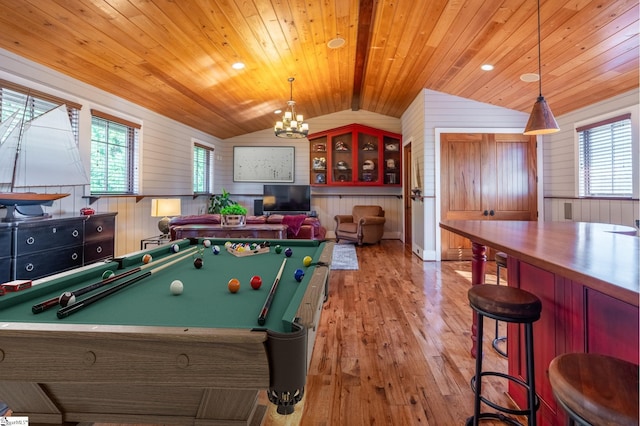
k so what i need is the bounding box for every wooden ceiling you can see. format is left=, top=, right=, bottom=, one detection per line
left=0, top=0, right=637, bottom=139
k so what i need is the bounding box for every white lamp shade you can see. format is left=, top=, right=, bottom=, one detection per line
left=151, top=198, right=182, bottom=217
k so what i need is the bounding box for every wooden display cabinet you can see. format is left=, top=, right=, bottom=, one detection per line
left=308, top=124, right=401, bottom=187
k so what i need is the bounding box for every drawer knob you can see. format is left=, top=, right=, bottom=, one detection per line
left=72, top=229, right=79, bottom=238
left=25, top=263, right=34, bottom=272
left=96, top=226, right=103, bottom=233
left=96, top=246, right=103, bottom=253
left=26, top=236, right=35, bottom=245
left=71, top=253, right=79, bottom=261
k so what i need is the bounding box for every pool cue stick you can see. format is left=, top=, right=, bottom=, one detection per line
left=56, top=248, right=198, bottom=319
left=257, top=258, right=287, bottom=326
left=32, top=246, right=198, bottom=314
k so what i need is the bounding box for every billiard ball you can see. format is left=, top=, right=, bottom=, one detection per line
left=102, top=270, right=115, bottom=280
left=212, top=245, right=221, bottom=255
left=275, top=245, right=282, bottom=254
left=171, top=244, right=180, bottom=253
left=203, top=239, right=211, bottom=248
left=294, top=269, right=305, bottom=282
left=59, top=291, right=76, bottom=307
left=228, top=278, right=240, bottom=293
left=250, top=275, right=262, bottom=290
left=303, top=256, right=313, bottom=267
left=284, top=247, right=293, bottom=257
left=170, top=280, right=184, bottom=295
left=142, top=254, right=152, bottom=264
left=193, top=257, right=203, bottom=269
left=224, top=241, right=232, bottom=248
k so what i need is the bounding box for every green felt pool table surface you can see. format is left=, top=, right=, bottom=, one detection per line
left=0, top=238, right=329, bottom=334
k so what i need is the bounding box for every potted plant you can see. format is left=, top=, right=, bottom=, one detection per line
left=208, top=189, right=236, bottom=214
left=220, top=203, right=248, bottom=227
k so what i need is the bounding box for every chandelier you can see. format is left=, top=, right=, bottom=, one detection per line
left=274, top=77, right=309, bottom=138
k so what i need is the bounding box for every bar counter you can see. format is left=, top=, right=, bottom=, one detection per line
left=439, top=220, right=638, bottom=305
left=439, top=220, right=639, bottom=426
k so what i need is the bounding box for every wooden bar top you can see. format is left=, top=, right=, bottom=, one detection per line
left=440, top=220, right=639, bottom=306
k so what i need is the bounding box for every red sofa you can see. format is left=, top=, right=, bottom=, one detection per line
left=169, top=214, right=326, bottom=241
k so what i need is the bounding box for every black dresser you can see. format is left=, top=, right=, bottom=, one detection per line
left=0, top=224, right=11, bottom=283
left=5, top=213, right=116, bottom=281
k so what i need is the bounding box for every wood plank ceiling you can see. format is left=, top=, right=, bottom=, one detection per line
left=0, top=0, right=637, bottom=140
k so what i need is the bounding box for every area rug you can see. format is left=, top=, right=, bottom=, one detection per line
left=331, top=243, right=359, bottom=270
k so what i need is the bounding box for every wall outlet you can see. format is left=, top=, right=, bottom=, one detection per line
left=564, top=203, right=572, bottom=220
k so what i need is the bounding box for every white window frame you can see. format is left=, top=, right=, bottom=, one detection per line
left=90, top=110, right=140, bottom=195
left=192, top=138, right=214, bottom=194
left=577, top=113, right=633, bottom=198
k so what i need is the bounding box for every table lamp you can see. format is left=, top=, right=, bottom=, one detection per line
left=151, top=198, right=181, bottom=236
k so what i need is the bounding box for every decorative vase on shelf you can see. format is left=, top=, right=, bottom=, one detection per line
left=220, top=204, right=248, bottom=227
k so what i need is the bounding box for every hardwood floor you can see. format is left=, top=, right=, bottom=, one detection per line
left=100, top=239, right=521, bottom=426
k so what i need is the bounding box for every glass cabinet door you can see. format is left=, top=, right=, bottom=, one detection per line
left=357, top=131, right=379, bottom=183
left=383, top=135, right=401, bottom=185
left=310, top=136, right=327, bottom=185
left=330, top=131, right=353, bottom=184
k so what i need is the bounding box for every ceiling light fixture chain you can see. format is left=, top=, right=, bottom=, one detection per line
left=274, top=77, right=309, bottom=139
left=523, top=0, right=560, bottom=136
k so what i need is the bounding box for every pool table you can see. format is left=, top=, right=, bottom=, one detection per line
left=0, top=237, right=334, bottom=426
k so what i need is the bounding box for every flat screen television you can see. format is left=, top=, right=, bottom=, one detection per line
left=262, top=185, right=311, bottom=214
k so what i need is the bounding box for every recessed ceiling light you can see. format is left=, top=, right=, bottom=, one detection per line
left=481, top=64, right=494, bottom=71
left=274, top=109, right=282, bottom=114
left=520, top=73, right=540, bottom=82
left=232, top=62, right=245, bottom=70
left=327, top=37, right=346, bottom=49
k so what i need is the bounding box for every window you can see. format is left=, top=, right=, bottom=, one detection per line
left=90, top=110, right=140, bottom=194
left=0, top=79, right=80, bottom=143
left=578, top=114, right=632, bottom=197
left=193, top=142, right=214, bottom=193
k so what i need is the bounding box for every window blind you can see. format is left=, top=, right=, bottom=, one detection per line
left=578, top=114, right=632, bottom=197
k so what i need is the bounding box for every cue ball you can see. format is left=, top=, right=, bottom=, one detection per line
left=203, top=239, right=211, bottom=248
left=250, top=275, right=262, bottom=290
left=142, top=254, right=152, bottom=264
left=193, top=257, right=203, bottom=269
left=102, top=270, right=115, bottom=280
left=284, top=247, right=293, bottom=257
left=170, top=280, right=184, bottom=295
left=228, top=278, right=240, bottom=293
left=59, top=291, right=76, bottom=307
left=212, top=245, right=221, bottom=255
left=294, top=269, right=305, bottom=282
left=171, top=244, right=180, bottom=253
left=275, top=245, right=282, bottom=254
left=303, top=256, right=313, bottom=267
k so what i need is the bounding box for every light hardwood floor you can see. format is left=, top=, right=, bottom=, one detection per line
left=101, top=240, right=521, bottom=426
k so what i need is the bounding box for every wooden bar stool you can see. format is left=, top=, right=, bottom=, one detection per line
left=467, top=284, right=542, bottom=426
left=492, top=251, right=508, bottom=357
left=549, top=353, right=639, bottom=426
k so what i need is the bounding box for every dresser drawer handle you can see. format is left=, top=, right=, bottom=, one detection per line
left=72, top=229, right=79, bottom=238
left=26, top=236, right=35, bottom=245
left=25, top=263, right=34, bottom=272
left=96, top=246, right=103, bottom=253
left=71, top=252, right=79, bottom=261
left=96, top=225, right=103, bottom=233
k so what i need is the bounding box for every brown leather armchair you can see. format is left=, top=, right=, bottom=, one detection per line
left=334, top=205, right=385, bottom=245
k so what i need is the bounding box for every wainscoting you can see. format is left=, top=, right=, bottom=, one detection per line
left=544, top=197, right=639, bottom=229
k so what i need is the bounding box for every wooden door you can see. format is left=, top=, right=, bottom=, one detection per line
left=441, top=133, right=537, bottom=260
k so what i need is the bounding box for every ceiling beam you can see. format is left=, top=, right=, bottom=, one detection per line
left=351, top=0, right=376, bottom=111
